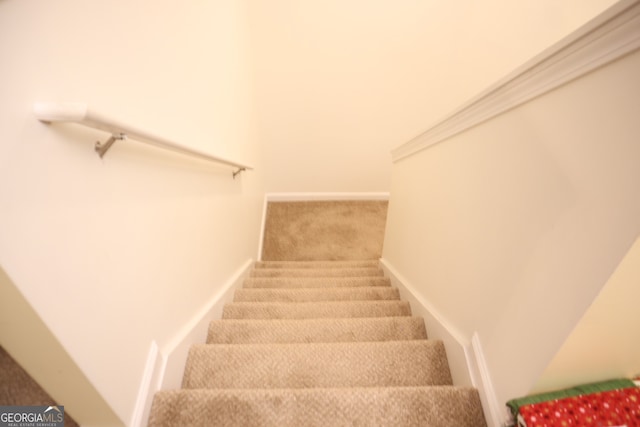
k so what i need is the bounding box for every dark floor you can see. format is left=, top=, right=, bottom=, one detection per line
left=0, top=345, right=79, bottom=427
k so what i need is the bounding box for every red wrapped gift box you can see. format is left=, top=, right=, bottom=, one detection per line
left=518, top=387, right=640, bottom=427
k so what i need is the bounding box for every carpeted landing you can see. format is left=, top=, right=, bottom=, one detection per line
left=261, top=201, right=388, bottom=261
left=148, top=260, right=487, bottom=426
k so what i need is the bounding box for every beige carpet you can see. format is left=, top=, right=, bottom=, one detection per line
left=148, top=200, right=486, bottom=426
left=261, top=201, right=388, bottom=261
left=0, top=346, right=79, bottom=427
left=150, top=387, right=486, bottom=427
left=149, top=260, right=487, bottom=426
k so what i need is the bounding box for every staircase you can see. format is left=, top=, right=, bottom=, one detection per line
left=148, top=260, right=487, bottom=426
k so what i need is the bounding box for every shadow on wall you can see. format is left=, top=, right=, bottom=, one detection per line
left=0, top=345, right=79, bottom=427
left=533, top=235, right=640, bottom=393
left=0, top=265, right=124, bottom=427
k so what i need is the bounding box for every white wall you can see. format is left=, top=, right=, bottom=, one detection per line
left=533, top=235, right=640, bottom=393
left=0, top=1, right=263, bottom=425
left=249, top=0, right=617, bottom=193
left=383, top=42, right=640, bottom=416
left=0, top=266, right=121, bottom=426
left=0, top=0, right=627, bottom=424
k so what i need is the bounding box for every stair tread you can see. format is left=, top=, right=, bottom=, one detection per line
left=243, top=276, right=391, bottom=288
left=183, top=340, right=452, bottom=389
left=207, top=317, right=428, bottom=344
left=233, top=286, right=400, bottom=302
left=250, top=267, right=384, bottom=278
left=149, top=202, right=488, bottom=426
left=222, top=300, right=411, bottom=319
left=149, top=386, right=487, bottom=427
left=255, top=260, right=380, bottom=269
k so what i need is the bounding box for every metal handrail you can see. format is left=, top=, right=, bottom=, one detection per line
left=34, top=102, right=252, bottom=178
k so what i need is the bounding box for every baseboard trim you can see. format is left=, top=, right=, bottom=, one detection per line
left=132, top=259, right=254, bottom=426
left=265, top=192, right=390, bottom=202
left=257, top=195, right=269, bottom=261
left=379, top=258, right=505, bottom=427
left=470, top=333, right=509, bottom=427
left=379, top=258, right=471, bottom=386
left=391, top=0, right=640, bottom=162
left=130, top=341, right=162, bottom=427
left=160, top=258, right=254, bottom=389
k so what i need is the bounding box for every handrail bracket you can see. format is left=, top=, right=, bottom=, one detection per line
left=34, top=102, right=253, bottom=174
left=232, top=167, right=246, bottom=179
left=95, top=133, right=127, bottom=158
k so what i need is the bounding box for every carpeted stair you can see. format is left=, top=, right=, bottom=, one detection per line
left=149, top=260, right=487, bottom=426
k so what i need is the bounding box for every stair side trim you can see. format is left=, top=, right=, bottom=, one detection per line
left=469, top=333, right=510, bottom=427
left=379, top=258, right=471, bottom=385
left=257, top=194, right=270, bottom=261
left=135, top=260, right=254, bottom=426
left=159, top=258, right=254, bottom=391
left=130, top=341, right=162, bottom=427
left=381, top=258, right=502, bottom=427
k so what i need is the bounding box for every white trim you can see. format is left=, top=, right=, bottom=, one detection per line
left=257, top=195, right=269, bottom=261
left=130, top=341, right=163, bottom=427
left=470, top=333, right=509, bottom=427
left=380, top=258, right=507, bottom=427
left=379, top=258, right=472, bottom=386
left=391, top=0, right=640, bottom=162
left=265, top=192, right=390, bottom=202
left=157, top=259, right=254, bottom=390
left=131, top=260, right=254, bottom=426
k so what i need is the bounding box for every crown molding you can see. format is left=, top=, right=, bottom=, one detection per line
left=392, top=0, right=640, bottom=162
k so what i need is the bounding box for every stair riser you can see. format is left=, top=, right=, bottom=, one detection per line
left=255, top=260, right=380, bottom=269
left=243, top=277, right=391, bottom=289
left=222, top=301, right=411, bottom=319
left=233, top=287, right=400, bottom=302
left=250, top=268, right=384, bottom=278
left=206, top=317, right=428, bottom=344
left=183, top=341, right=452, bottom=389
left=149, top=222, right=488, bottom=426
left=149, top=387, right=487, bottom=427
